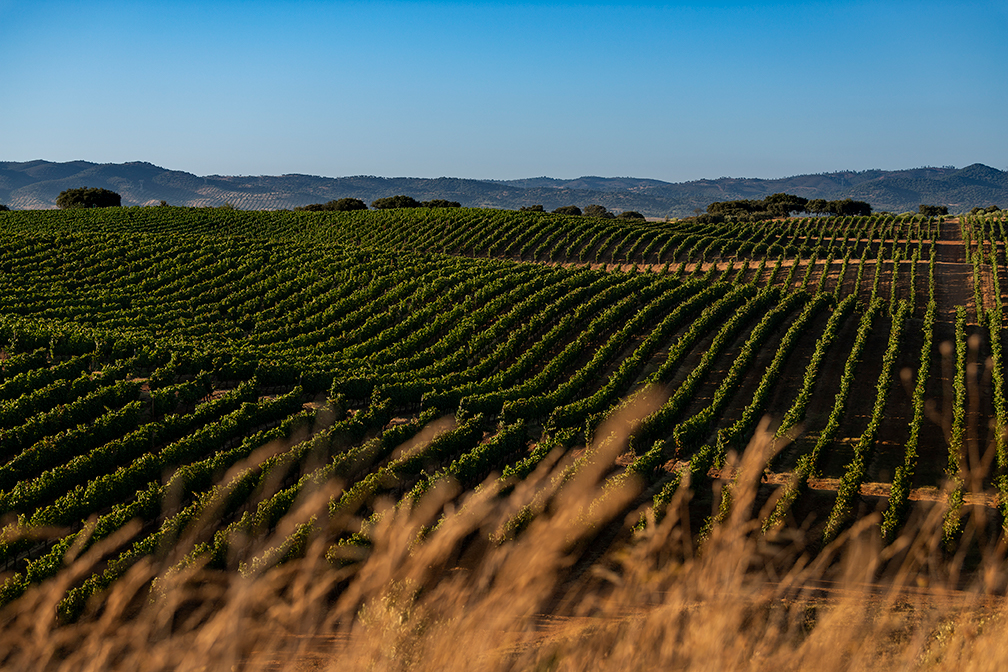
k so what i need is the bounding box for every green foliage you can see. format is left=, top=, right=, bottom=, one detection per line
left=807, top=199, right=828, bottom=216
left=296, top=197, right=367, bottom=211
left=716, top=294, right=831, bottom=454
left=824, top=300, right=910, bottom=544
left=763, top=193, right=810, bottom=218
left=826, top=198, right=873, bottom=217
left=673, top=291, right=807, bottom=454
left=420, top=199, right=461, bottom=208
left=703, top=194, right=872, bottom=220
left=55, top=187, right=121, bottom=209
left=583, top=204, right=614, bottom=219
left=881, top=299, right=935, bottom=540
left=919, top=204, right=949, bottom=217
left=371, top=195, right=420, bottom=209
left=633, top=288, right=776, bottom=451
left=552, top=205, right=582, bottom=216
left=765, top=298, right=882, bottom=531
left=705, top=193, right=805, bottom=220
left=0, top=204, right=982, bottom=616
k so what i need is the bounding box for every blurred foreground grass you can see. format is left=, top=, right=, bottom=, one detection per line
left=1, top=422, right=1006, bottom=672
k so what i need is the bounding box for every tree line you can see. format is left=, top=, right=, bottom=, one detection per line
left=295, top=197, right=644, bottom=219
left=523, top=204, right=644, bottom=220
left=294, top=196, right=462, bottom=211
left=22, top=188, right=994, bottom=220
left=695, top=193, right=873, bottom=223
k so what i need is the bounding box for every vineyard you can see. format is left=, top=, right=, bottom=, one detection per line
left=0, top=204, right=1007, bottom=625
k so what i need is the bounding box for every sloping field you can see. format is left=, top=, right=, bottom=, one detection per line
left=0, top=206, right=1006, bottom=661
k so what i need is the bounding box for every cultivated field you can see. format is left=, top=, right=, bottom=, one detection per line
left=1, top=206, right=1007, bottom=669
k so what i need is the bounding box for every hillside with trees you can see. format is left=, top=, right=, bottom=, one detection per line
left=1, top=160, right=1005, bottom=216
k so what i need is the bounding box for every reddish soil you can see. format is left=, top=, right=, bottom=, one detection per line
left=704, top=308, right=805, bottom=440
left=818, top=313, right=892, bottom=479
left=535, top=219, right=999, bottom=519
left=769, top=307, right=861, bottom=472
left=673, top=307, right=788, bottom=442
left=757, top=308, right=834, bottom=427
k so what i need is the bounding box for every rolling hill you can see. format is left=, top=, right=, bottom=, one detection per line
left=1, top=159, right=1005, bottom=217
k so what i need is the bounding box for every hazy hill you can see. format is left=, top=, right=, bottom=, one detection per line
left=1, top=160, right=1005, bottom=217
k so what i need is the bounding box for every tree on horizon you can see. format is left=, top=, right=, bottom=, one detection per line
left=56, top=187, right=121, bottom=209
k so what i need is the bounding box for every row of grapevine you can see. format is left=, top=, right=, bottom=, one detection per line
left=881, top=298, right=936, bottom=539
left=0, top=205, right=984, bottom=621
left=764, top=299, right=883, bottom=530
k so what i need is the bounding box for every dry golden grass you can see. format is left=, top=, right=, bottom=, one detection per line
left=2, top=423, right=1007, bottom=671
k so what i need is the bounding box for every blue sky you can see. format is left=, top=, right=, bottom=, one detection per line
left=2, top=0, right=1005, bottom=181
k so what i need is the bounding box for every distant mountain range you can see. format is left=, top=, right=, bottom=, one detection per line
left=2, top=160, right=1006, bottom=218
